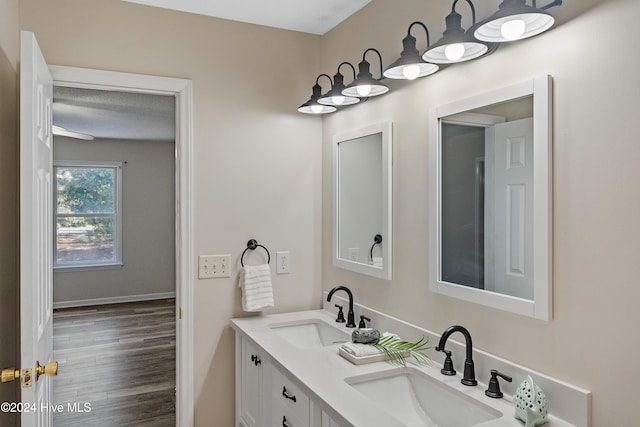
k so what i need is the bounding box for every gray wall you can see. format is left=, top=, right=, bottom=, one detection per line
left=53, top=136, right=175, bottom=305
left=0, top=0, right=19, bottom=423
left=441, top=125, right=485, bottom=287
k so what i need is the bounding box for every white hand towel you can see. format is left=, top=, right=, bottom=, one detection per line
left=239, top=263, right=274, bottom=312
left=340, top=342, right=383, bottom=357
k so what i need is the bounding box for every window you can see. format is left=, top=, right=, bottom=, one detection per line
left=54, top=161, right=122, bottom=269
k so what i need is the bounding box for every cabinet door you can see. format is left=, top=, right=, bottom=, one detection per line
left=320, top=410, right=342, bottom=427
left=238, top=338, right=265, bottom=427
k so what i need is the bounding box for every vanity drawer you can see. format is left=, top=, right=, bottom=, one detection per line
left=272, top=405, right=307, bottom=427
left=272, top=366, right=309, bottom=423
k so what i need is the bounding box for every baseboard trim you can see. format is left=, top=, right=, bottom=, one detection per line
left=53, top=292, right=177, bottom=309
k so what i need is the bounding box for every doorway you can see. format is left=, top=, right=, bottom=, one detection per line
left=51, top=85, right=177, bottom=426
left=49, top=65, right=194, bottom=427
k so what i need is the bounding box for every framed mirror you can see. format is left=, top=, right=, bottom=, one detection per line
left=333, top=122, right=392, bottom=280
left=429, top=76, right=552, bottom=320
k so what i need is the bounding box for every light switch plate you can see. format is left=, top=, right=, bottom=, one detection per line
left=198, top=254, right=231, bottom=279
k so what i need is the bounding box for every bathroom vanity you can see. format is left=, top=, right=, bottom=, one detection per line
left=231, top=295, right=590, bottom=427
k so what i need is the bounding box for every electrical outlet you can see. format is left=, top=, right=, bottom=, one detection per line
left=198, top=254, right=231, bottom=279
left=348, top=248, right=359, bottom=262
left=276, top=251, right=290, bottom=274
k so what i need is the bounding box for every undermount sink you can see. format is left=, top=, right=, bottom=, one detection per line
left=269, top=319, right=350, bottom=349
left=346, top=367, right=502, bottom=427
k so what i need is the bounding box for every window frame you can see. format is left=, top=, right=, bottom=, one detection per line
left=53, top=160, right=123, bottom=270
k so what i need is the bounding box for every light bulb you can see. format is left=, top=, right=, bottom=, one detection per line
left=444, top=43, right=465, bottom=61
left=311, top=105, right=323, bottom=114
left=356, top=85, right=372, bottom=97
left=501, top=18, right=526, bottom=41
left=402, top=64, right=421, bottom=80
left=332, top=95, right=345, bottom=105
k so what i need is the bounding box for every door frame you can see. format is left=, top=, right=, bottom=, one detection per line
left=49, top=65, right=194, bottom=427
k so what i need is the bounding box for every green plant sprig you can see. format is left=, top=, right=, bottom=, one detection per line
left=368, top=335, right=433, bottom=367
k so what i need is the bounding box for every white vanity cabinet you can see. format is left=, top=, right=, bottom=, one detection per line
left=235, top=331, right=345, bottom=427
left=271, top=365, right=310, bottom=426
left=236, top=335, right=271, bottom=427
left=233, top=310, right=590, bottom=427
left=320, top=412, right=342, bottom=427
left=271, top=363, right=344, bottom=427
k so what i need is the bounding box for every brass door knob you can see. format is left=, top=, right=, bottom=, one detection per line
left=1, top=368, right=19, bottom=383
left=35, top=361, right=58, bottom=380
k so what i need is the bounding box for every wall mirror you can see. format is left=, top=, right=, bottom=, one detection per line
left=333, top=122, right=392, bottom=280
left=429, top=76, right=552, bottom=320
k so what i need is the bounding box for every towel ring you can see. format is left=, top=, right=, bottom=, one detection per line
left=369, top=234, right=383, bottom=262
left=241, top=239, right=271, bottom=267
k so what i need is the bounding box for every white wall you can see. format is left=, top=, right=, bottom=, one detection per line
left=321, top=0, right=640, bottom=425
left=19, top=1, right=323, bottom=424
left=53, top=136, right=176, bottom=305
left=15, top=0, right=639, bottom=425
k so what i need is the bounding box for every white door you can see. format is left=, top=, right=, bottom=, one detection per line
left=20, top=31, right=56, bottom=427
left=486, top=117, right=534, bottom=299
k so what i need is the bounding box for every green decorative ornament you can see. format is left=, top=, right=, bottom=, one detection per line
left=514, top=375, right=549, bottom=427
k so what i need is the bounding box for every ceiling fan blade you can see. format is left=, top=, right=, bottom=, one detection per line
left=52, top=125, right=95, bottom=141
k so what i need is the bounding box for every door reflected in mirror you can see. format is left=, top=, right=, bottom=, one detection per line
left=333, top=122, right=392, bottom=280
left=429, top=76, right=552, bottom=320
left=441, top=96, right=533, bottom=299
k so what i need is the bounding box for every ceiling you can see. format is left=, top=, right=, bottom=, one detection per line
left=53, top=86, right=176, bottom=142
left=122, top=0, right=371, bottom=35
left=54, top=2, right=371, bottom=142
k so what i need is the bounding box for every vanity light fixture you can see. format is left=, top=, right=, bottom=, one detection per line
left=473, top=0, right=563, bottom=43
left=342, top=48, right=389, bottom=98
left=423, top=0, right=489, bottom=64
left=383, top=22, right=439, bottom=80
left=297, top=1, right=561, bottom=114
left=318, top=62, right=361, bottom=107
left=298, top=74, right=337, bottom=114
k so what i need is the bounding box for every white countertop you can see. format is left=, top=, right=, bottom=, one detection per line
left=231, top=308, right=576, bottom=427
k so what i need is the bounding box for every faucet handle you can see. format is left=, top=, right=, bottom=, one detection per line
left=334, top=304, right=345, bottom=323
left=485, top=369, right=512, bottom=398
left=358, top=315, right=371, bottom=328
left=440, top=349, right=456, bottom=376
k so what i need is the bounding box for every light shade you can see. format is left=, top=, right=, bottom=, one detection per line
left=473, top=0, right=557, bottom=42
left=384, top=24, right=439, bottom=80
left=298, top=78, right=336, bottom=114
left=318, top=63, right=361, bottom=106
left=342, top=49, right=389, bottom=98
left=423, top=4, right=489, bottom=64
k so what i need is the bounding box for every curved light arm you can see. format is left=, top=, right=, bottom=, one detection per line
left=362, top=48, right=385, bottom=80
left=407, top=21, right=431, bottom=48
left=451, top=0, right=477, bottom=25
left=337, top=61, right=357, bottom=81
left=316, top=73, right=333, bottom=87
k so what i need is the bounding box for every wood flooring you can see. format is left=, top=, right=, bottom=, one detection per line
left=52, top=299, right=176, bottom=427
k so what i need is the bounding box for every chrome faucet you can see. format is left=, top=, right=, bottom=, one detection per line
left=326, top=286, right=356, bottom=328
left=436, top=325, right=477, bottom=386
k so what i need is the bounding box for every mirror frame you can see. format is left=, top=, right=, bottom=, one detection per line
left=333, top=122, right=393, bottom=280
left=429, top=76, right=552, bottom=320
